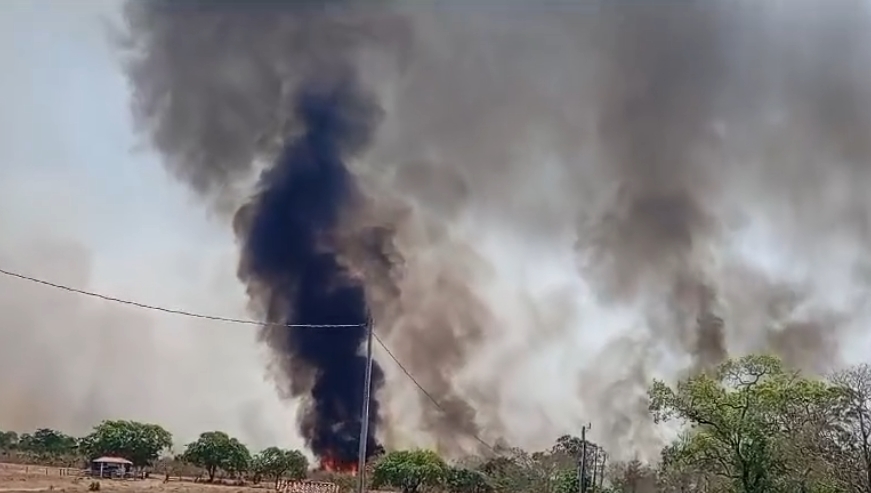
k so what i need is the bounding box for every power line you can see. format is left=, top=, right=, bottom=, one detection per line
left=0, top=267, right=362, bottom=328
left=371, top=330, right=498, bottom=454
left=0, top=265, right=500, bottom=452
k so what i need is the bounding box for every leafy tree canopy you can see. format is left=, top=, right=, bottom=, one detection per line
left=181, top=431, right=251, bottom=481
left=649, top=354, right=842, bottom=493
left=78, top=420, right=173, bottom=467
left=18, top=428, right=77, bottom=456
left=251, top=447, right=308, bottom=486
left=0, top=430, right=19, bottom=450
left=445, top=466, right=493, bottom=493
left=372, top=449, right=447, bottom=493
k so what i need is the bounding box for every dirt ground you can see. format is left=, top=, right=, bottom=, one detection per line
left=0, top=464, right=275, bottom=493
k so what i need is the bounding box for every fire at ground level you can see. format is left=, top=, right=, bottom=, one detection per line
left=319, top=454, right=358, bottom=475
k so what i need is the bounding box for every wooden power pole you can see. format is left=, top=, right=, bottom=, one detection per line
left=578, top=423, right=591, bottom=493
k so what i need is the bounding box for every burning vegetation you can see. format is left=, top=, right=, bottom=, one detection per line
left=319, top=454, right=359, bottom=476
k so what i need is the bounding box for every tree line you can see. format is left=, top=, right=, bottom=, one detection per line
left=0, top=420, right=306, bottom=486
left=362, top=356, right=871, bottom=493
left=4, top=354, right=871, bottom=493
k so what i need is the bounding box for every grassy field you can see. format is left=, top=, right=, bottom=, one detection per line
left=0, top=463, right=306, bottom=493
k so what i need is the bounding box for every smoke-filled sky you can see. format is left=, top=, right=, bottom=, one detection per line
left=4, top=0, right=871, bottom=463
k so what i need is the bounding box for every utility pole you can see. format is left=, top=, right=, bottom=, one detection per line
left=356, top=317, right=375, bottom=493
left=578, top=423, right=591, bottom=493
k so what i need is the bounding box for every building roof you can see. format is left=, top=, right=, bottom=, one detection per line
left=92, top=457, right=133, bottom=465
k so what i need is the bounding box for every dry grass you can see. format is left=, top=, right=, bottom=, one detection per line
left=0, top=464, right=279, bottom=493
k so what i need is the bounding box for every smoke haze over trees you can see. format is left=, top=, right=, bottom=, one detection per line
left=7, top=356, right=871, bottom=493
left=119, top=0, right=871, bottom=461
left=3, top=0, right=871, bottom=465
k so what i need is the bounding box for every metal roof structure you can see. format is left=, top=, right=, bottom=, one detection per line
left=92, top=457, right=133, bottom=465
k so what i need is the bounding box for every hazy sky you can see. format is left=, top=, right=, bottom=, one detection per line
left=0, top=0, right=302, bottom=451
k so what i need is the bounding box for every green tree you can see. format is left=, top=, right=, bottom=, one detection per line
left=553, top=435, right=586, bottom=459
left=17, top=428, right=77, bottom=456
left=251, top=447, right=307, bottom=487
left=551, top=435, right=601, bottom=492
left=649, top=354, right=841, bottom=493
left=446, top=466, right=493, bottom=493
left=78, top=420, right=172, bottom=467
left=181, top=431, right=251, bottom=481
left=0, top=431, right=18, bottom=450
left=551, top=469, right=581, bottom=493
left=371, top=449, right=447, bottom=493
left=478, top=447, right=552, bottom=493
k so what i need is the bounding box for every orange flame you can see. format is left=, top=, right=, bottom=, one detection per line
left=320, top=454, right=358, bottom=476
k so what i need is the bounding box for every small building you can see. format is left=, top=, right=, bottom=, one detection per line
left=90, top=456, right=133, bottom=478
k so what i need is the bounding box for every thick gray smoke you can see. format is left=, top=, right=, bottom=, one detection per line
left=122, top=0, right=871, bottom=460
left=581, top=5, right=727, bottom=367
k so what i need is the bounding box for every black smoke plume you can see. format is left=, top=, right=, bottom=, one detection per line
left=234, top=74, right=384, bottom=462
left=120, top=0, right=404, bottom=462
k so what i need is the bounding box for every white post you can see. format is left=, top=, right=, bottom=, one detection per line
left=356, top=317, right=375, bottom=493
